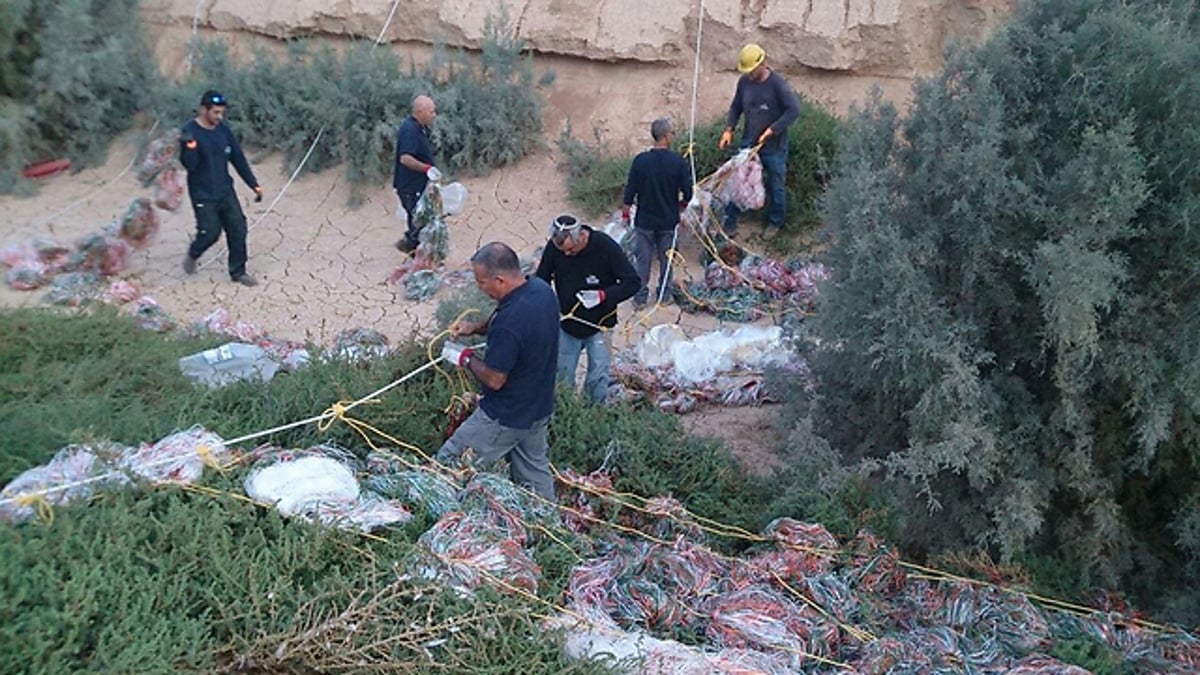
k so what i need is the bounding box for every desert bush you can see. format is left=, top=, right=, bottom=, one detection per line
left=797, top=0, right=1200, bottom=620
left=0, top=0, right=158, bottom=192
left=555, top=122, right=633, bottom=219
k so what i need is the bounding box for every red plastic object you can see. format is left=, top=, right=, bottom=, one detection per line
left=21, top=158, right=71, bottom=179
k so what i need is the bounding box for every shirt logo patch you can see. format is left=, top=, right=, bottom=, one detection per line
left=585, top=275, right=600, bottom=286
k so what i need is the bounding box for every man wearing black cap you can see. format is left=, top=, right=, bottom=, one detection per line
left=179, top=90, right=263, bottom=286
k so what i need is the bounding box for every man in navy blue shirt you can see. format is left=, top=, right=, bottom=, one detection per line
left=622, top=118, right=693, bottom=307
left=718, top=44, right=800, bottom=237
left=179, top=90, right=263, bottom=286
left=393, top=95, right=440, bottom=253
left=436, top=242, right=560, bottom=500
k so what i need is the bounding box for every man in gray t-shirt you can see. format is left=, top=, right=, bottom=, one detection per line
left=718, top=44, right=801, bottom=236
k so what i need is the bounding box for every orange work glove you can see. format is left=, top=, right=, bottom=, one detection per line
left=757, top=128, right=774, bottom=145
left=718, top=129, right=733, bottom=150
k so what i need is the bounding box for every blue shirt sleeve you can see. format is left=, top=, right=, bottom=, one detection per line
left=484, top=325, right=521, bottom=379
left=397, top=121, right=422, bottom=158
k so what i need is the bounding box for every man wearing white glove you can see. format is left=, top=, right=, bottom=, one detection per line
left=436, top=243, right=560, bottom=500
left=393, top=94, right=440, bottom=253
left=535, top=214, right=640, bottom=403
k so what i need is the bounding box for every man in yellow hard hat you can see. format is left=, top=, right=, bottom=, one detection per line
left=718, top=44, right=801, bottom=237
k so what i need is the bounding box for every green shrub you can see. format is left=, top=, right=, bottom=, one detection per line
left=801, top=0, right=1200, bottom=620
left=555, top=121, right=632, bottom=219
left=0, top=0, right=158, bottom=192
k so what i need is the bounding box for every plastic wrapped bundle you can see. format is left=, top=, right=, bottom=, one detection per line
left=31, top=237, right=71, bottom=270
left=936, top=585, right=1052, bottom=655
left=0, top=444, right=132, bottom=523
left=116, top=197, right=160, bottom=249
left=330, top=327, right=390, bottom=362
left=555, top=467, right=618, bottom=534
left=1006, top=655, right=1091, bottom=674
left=189, top=308, right=266, bottom=343
left=43, top=271, right=100, bottom=306
left=711, top=150, right=765, bottom=211
left=404, top=268, right=441, bottom=301
left=5, top=260, right=48, bottom=290
left=70, top=233, right=130, bottom=276
left=708, top=648, right=798, bottom=675
left=0, top=243, right=32, bottom=268
left=153, top=167, right=185, bottom=211
left=851, top=626, right=967, bottom=674
left=245, top=454, right=359, bottom=515
left=101, top=279, right=140, bottom=304
left=842, top=530, right=907, bottom=596
left=415, top=510, right=540, bottom=595
left=137, top=130, right=180, bottom=185
left=119, top=426, right=228, bottom=484
left=764, top=518, right=839, bottom=553
left=364, top=469, right=460, bottom=517
left=128, top=295, right=176, bottom=333
left=293, top=491, right=412, bottom=532
left=705, top=585, right=830, bottom=665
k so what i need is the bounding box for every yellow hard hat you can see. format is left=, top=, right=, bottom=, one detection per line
left=737, top=44, right=765, bottom=73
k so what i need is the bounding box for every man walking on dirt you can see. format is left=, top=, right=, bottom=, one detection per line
left=718, top=44, right=800, bottom=237
left=437, top=242, right=560, bottom=500
left=179, top=90, right=264, bottom=286
left=393, top=94, right=441, bottom=253
left=536, top=214, right=640, bottom=403
left=622, top=118, right=693, bottom=307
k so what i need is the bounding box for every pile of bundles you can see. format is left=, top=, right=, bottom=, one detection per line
left=389, top=182, right=467, bottom=301
left=0, top=426, right=228, bottom=523
left=610, top=324, right=809, bottom=413
left=677, top=256, right=830, bottom=323
left=247, top=448, right=551, bottom=595
left=549, top=469, right=1200, bottom=674
left=2, top=197, right=163, bottom=297
left=98, top=279, right=176, bottom=332
left=1, top=130, right=184, bottom=295
left=137, top=130, right=186, bottom=212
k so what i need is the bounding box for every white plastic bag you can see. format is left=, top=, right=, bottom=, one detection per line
left=440, top=181, right=468, bottom=216
left=178, top=342, right=280, bottom=388
left=244, top=456, right=359, bottom=516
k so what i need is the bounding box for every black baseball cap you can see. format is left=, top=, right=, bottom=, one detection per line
left=200, top=90, right=228, bottom=108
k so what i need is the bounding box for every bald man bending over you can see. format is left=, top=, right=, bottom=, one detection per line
left=393, top=94, right=440, bottom=253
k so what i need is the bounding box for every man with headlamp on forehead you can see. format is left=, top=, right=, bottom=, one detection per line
left=535, top=214, right=640, bottom=403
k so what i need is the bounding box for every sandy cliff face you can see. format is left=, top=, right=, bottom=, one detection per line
left=141, top=0, right=1014, bottom=78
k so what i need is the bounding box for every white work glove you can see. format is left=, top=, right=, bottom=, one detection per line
left=425, top=165, right=442, bottom=182
left=576, top=290, right=605, bottom=309
left=440, top=341, right=472, bottom=367
left=687, top=191, right=702, bottom=210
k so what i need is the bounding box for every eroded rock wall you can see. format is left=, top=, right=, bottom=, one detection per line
left=141, top=0, right=1015, bottom=77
